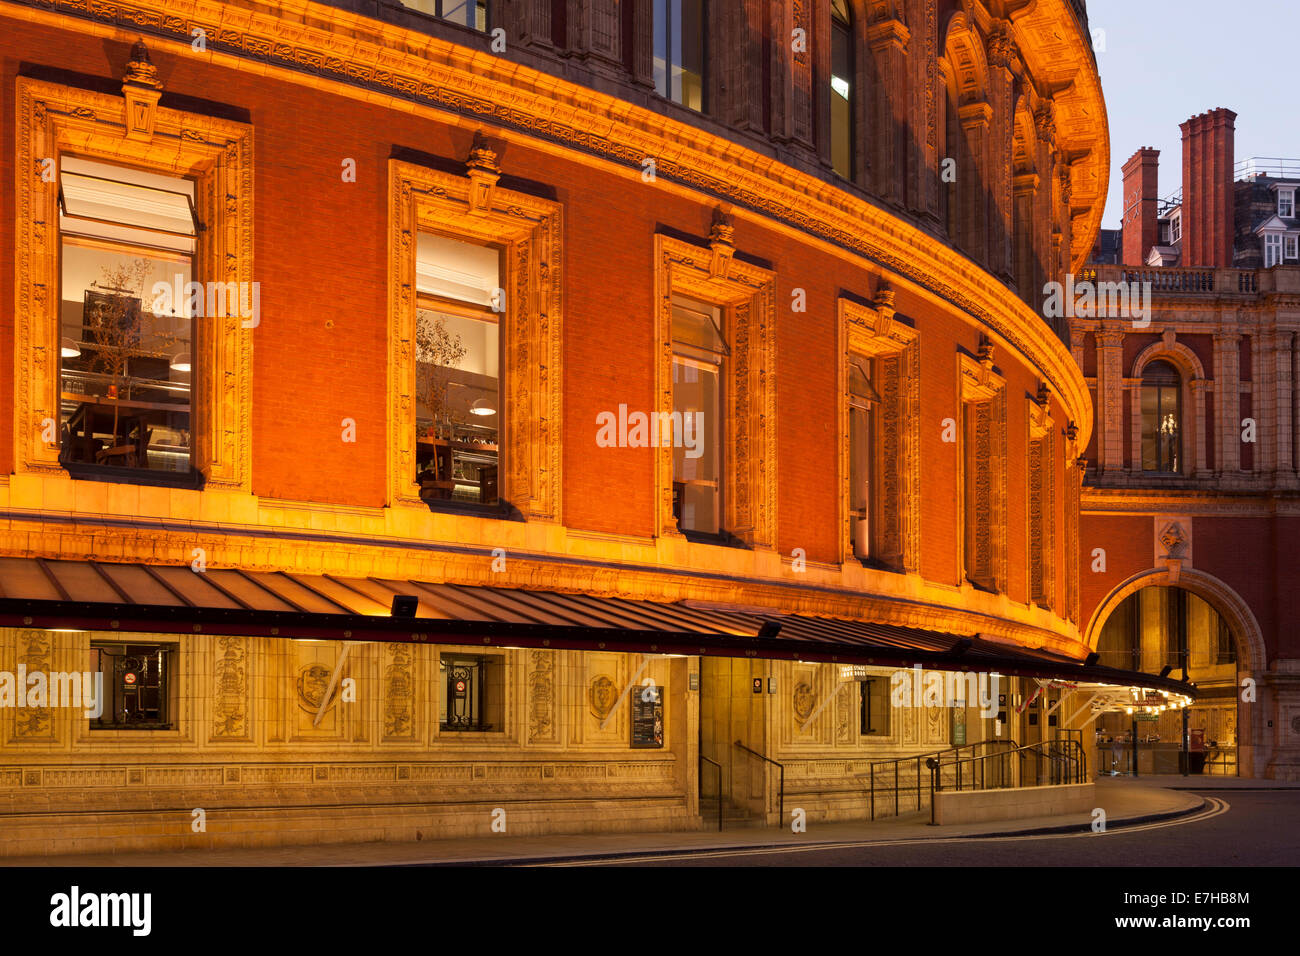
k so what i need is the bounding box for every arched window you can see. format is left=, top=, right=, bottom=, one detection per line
left=831, top=0, right=854, bottom=178
left=654, top=0, right=707, bottom=111
left=1141, top=360, right=1182, bottom=473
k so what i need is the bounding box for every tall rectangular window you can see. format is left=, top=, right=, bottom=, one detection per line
left=831, top=0, right=853, bottom=179
left=1279, top=188, right=1295, bottom=219
left=1286, top=235, right=1298, bottom=261
left=414, top=232, right=502, bottom=506
left=671, top=295, right=724, bottom=536
left=1265, top=232, right=1283, bottom=267
left=58, top=157, right=198, bottom=479
left=654, top=0, right=706, bottom=111
left=848, top=355, right=879, bottom=561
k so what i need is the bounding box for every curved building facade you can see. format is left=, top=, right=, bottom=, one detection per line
left=0, top=0, right=1117, bottom=853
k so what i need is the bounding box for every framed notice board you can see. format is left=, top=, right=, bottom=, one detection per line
left=631, top=683, right=664, bottom=748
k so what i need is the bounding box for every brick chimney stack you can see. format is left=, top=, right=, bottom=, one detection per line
left=1121, top=147, right=1160, bottom=265
left=1180, top=108, right=1237, bottom=268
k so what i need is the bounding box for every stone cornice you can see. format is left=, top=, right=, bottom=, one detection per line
left=0, top=508, right=1089, bottom=658
left=0, top=0, right=1094, bottom=451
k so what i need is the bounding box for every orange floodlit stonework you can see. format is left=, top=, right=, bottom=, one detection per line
left=0, top=0, right=1124, bottom=854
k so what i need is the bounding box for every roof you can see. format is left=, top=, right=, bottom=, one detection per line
left=0, top=557, right=1195, bottom=696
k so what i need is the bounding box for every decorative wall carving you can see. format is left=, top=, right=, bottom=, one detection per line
left=15, top=75, right=255, bottom=489
left=527, top=649, right=556, bottom=743
left=653, top=235, right=777, bottom=548
left=13, top=630, right=53, bottom=739
left=588, top=674, right=618, bottom=720
left=387, top=160, right=563, bottom=519
left=383, top=643, right=416, bottom=740
left=211, top=636, right=248, bottom=740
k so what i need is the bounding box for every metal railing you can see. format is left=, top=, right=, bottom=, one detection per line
left=864, top=739, right=1020, bottom=821
left=733, top=740, right=783, bottom=827
left=699, top=754, right=722, bottom=832
left=924, top=738, right=1088, bottom=824
left=1236, top=157, right=1300, bottom=181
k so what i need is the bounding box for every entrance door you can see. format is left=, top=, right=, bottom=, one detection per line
left=698, top=656, right=769, bottom=821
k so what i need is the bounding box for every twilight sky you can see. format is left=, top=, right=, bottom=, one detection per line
left=1087, top=0, right=1300, bottom=229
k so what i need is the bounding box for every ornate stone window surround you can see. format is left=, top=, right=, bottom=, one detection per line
left=957, top=348, right=1007, bottom=593
left=15, top=74, right=254, bottom=490
left=653, top=232, right=776, bottom=548
left=837, top=293, right=920, bottom=571
left=387, top=159, right=563, bottom=519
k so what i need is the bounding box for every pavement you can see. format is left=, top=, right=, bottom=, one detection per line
left=0, top=774, right=1255, bottom=867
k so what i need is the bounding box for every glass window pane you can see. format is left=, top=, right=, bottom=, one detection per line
left=60, top=232, right=193, bottom=474
left=831, top=18, right=852, bottom=178
left=416, top=307, right=500, bottom=505
left=673, top=355, right=719, bottom=534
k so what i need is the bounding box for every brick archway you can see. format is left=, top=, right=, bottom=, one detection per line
left=1084, top=566, right=1266, bottom=776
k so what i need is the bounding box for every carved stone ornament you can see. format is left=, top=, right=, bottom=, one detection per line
left=708, top=206, right=736, bottom=280
left=1160, top=521, right=1188, bottom=559
left=588, top=674, right=618, bottom=720
left=466, top=130, right=501, bottom=214
left=793, top=682, right=817, bottom=723
left=296, top=662, right=336, bottom=713
left=122, top=39, right=163, bottom=141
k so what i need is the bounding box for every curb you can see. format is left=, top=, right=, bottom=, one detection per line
left=391, top=795, right=1209, bottom=866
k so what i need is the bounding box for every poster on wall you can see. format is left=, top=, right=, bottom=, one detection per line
left=631, top=683, right=664, bottom=748
left=951, top=708, right=966, bottom=746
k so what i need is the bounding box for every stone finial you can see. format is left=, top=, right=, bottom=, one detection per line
left=977, top=335, right=995, bottom=368
left=465, top=130, right=501, bottom=214
left=1036, top=381, right=1050, bottom=406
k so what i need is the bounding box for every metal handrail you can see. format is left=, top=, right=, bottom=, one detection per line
left=865, top=739, right=1020, bottom=820
left=733, top=740, right=783, bottom=827
left=925, top=739, right=1087, bottom=824
left=699, top=755, right=723, bottom=832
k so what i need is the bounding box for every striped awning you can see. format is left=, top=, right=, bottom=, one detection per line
left=0, top=557, right=1193, bottom=695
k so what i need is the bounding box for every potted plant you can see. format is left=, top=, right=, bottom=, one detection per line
left=415, top=310, right=466, bottom=500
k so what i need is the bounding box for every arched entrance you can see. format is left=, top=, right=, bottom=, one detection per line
left=1086, top=568, right=1266, bottom=777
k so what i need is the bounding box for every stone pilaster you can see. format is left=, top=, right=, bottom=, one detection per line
left=868, top=17, right=911, bottom=206
left=1277, top=332, right=1295, bottom=485
left=1192, top=379, right=1210, bottom=476
left=1253, top=332, right=1275, bottom=474
left=957, top=100, right=992, bottom=262
left=1096, top=327, right=1125, bottom=474
left=1214, top=331, right=1242, bottom=473
left=985, top=21, right=1015, bottom=280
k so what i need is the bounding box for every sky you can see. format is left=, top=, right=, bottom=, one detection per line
left=1087, top=0, right=1300, bottom=229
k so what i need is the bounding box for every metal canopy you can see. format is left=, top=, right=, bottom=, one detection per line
left=0, top=557, right=1194, bottom=697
